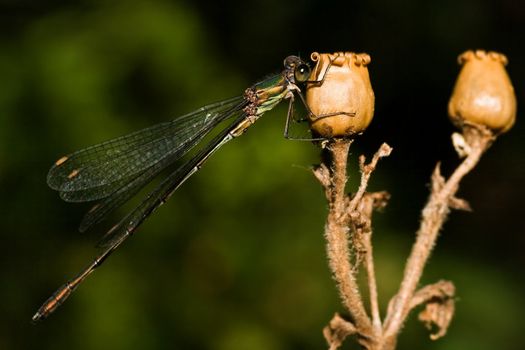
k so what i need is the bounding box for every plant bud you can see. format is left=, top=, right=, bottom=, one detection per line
left=306, top=52, right=375, bottom=137
left=448, top=50, right=516, bottom=134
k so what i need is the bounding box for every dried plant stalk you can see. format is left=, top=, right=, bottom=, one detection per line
left=316, top=126, right=492, bottom=350
left=383, top=125, right=493, bottom=344
left=310, top=50, right=514, bottom=350
left=314, top=139, right=371, bottom=333
left=315, top=140, right=391, bottom=349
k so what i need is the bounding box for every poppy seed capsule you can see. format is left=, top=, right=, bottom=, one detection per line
left=448, top=50, right=516, bottom=134
left=306, top=52, right=375, bottom=137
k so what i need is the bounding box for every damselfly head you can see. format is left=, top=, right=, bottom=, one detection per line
left=283, top=56, right=311, bottom=83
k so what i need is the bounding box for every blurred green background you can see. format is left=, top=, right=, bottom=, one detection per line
left=1, top=0, right=524, bottom=349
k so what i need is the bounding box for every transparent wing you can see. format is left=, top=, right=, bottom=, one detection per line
left=77, top=130, right=201, bottom=232
left=48, top=96, right=244, bottom=202
left=96, top=112, right=247, bottom=247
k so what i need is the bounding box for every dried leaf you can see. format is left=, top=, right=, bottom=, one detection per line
left=414, top=281, right=456, bottom=340
left=323, top=313, right=357, bottom=350
left=419, top=297, right=455, bottom=340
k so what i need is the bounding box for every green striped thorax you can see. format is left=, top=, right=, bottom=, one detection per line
left=244, top=56, right=311, bottom=117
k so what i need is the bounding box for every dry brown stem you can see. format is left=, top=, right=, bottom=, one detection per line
left=356, top=191, right=390, bottom=333
left=315, top=124, right=494, bottom=350
left=314, top=139, right=371, bottom=333
left=383, top=125, right=493, bottom=344
left=315, top=139, right=391, bottom=349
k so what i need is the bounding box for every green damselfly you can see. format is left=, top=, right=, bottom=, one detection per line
left=32, top=55, right=342, bottom=322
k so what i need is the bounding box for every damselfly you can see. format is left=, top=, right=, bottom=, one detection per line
left=32, top=55, right=345, bottom=322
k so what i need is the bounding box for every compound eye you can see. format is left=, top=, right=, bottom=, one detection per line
left=294, top=63, right=311, bottom=83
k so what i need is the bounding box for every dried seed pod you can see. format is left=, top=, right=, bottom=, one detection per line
left=448, top=50, right=516, bottom=134
left=306, top=52, right=375, bottom=137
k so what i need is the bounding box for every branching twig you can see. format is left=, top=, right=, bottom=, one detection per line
left=314, top=139, right=391, bottom=348
left=315, top=125, right=493, bottom=350
left=383, top=125, right=494, bottom=343
left=348, top=143, right=392, bottom=211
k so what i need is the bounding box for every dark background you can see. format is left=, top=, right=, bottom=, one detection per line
left=1, top=0, right=524, bottom=349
